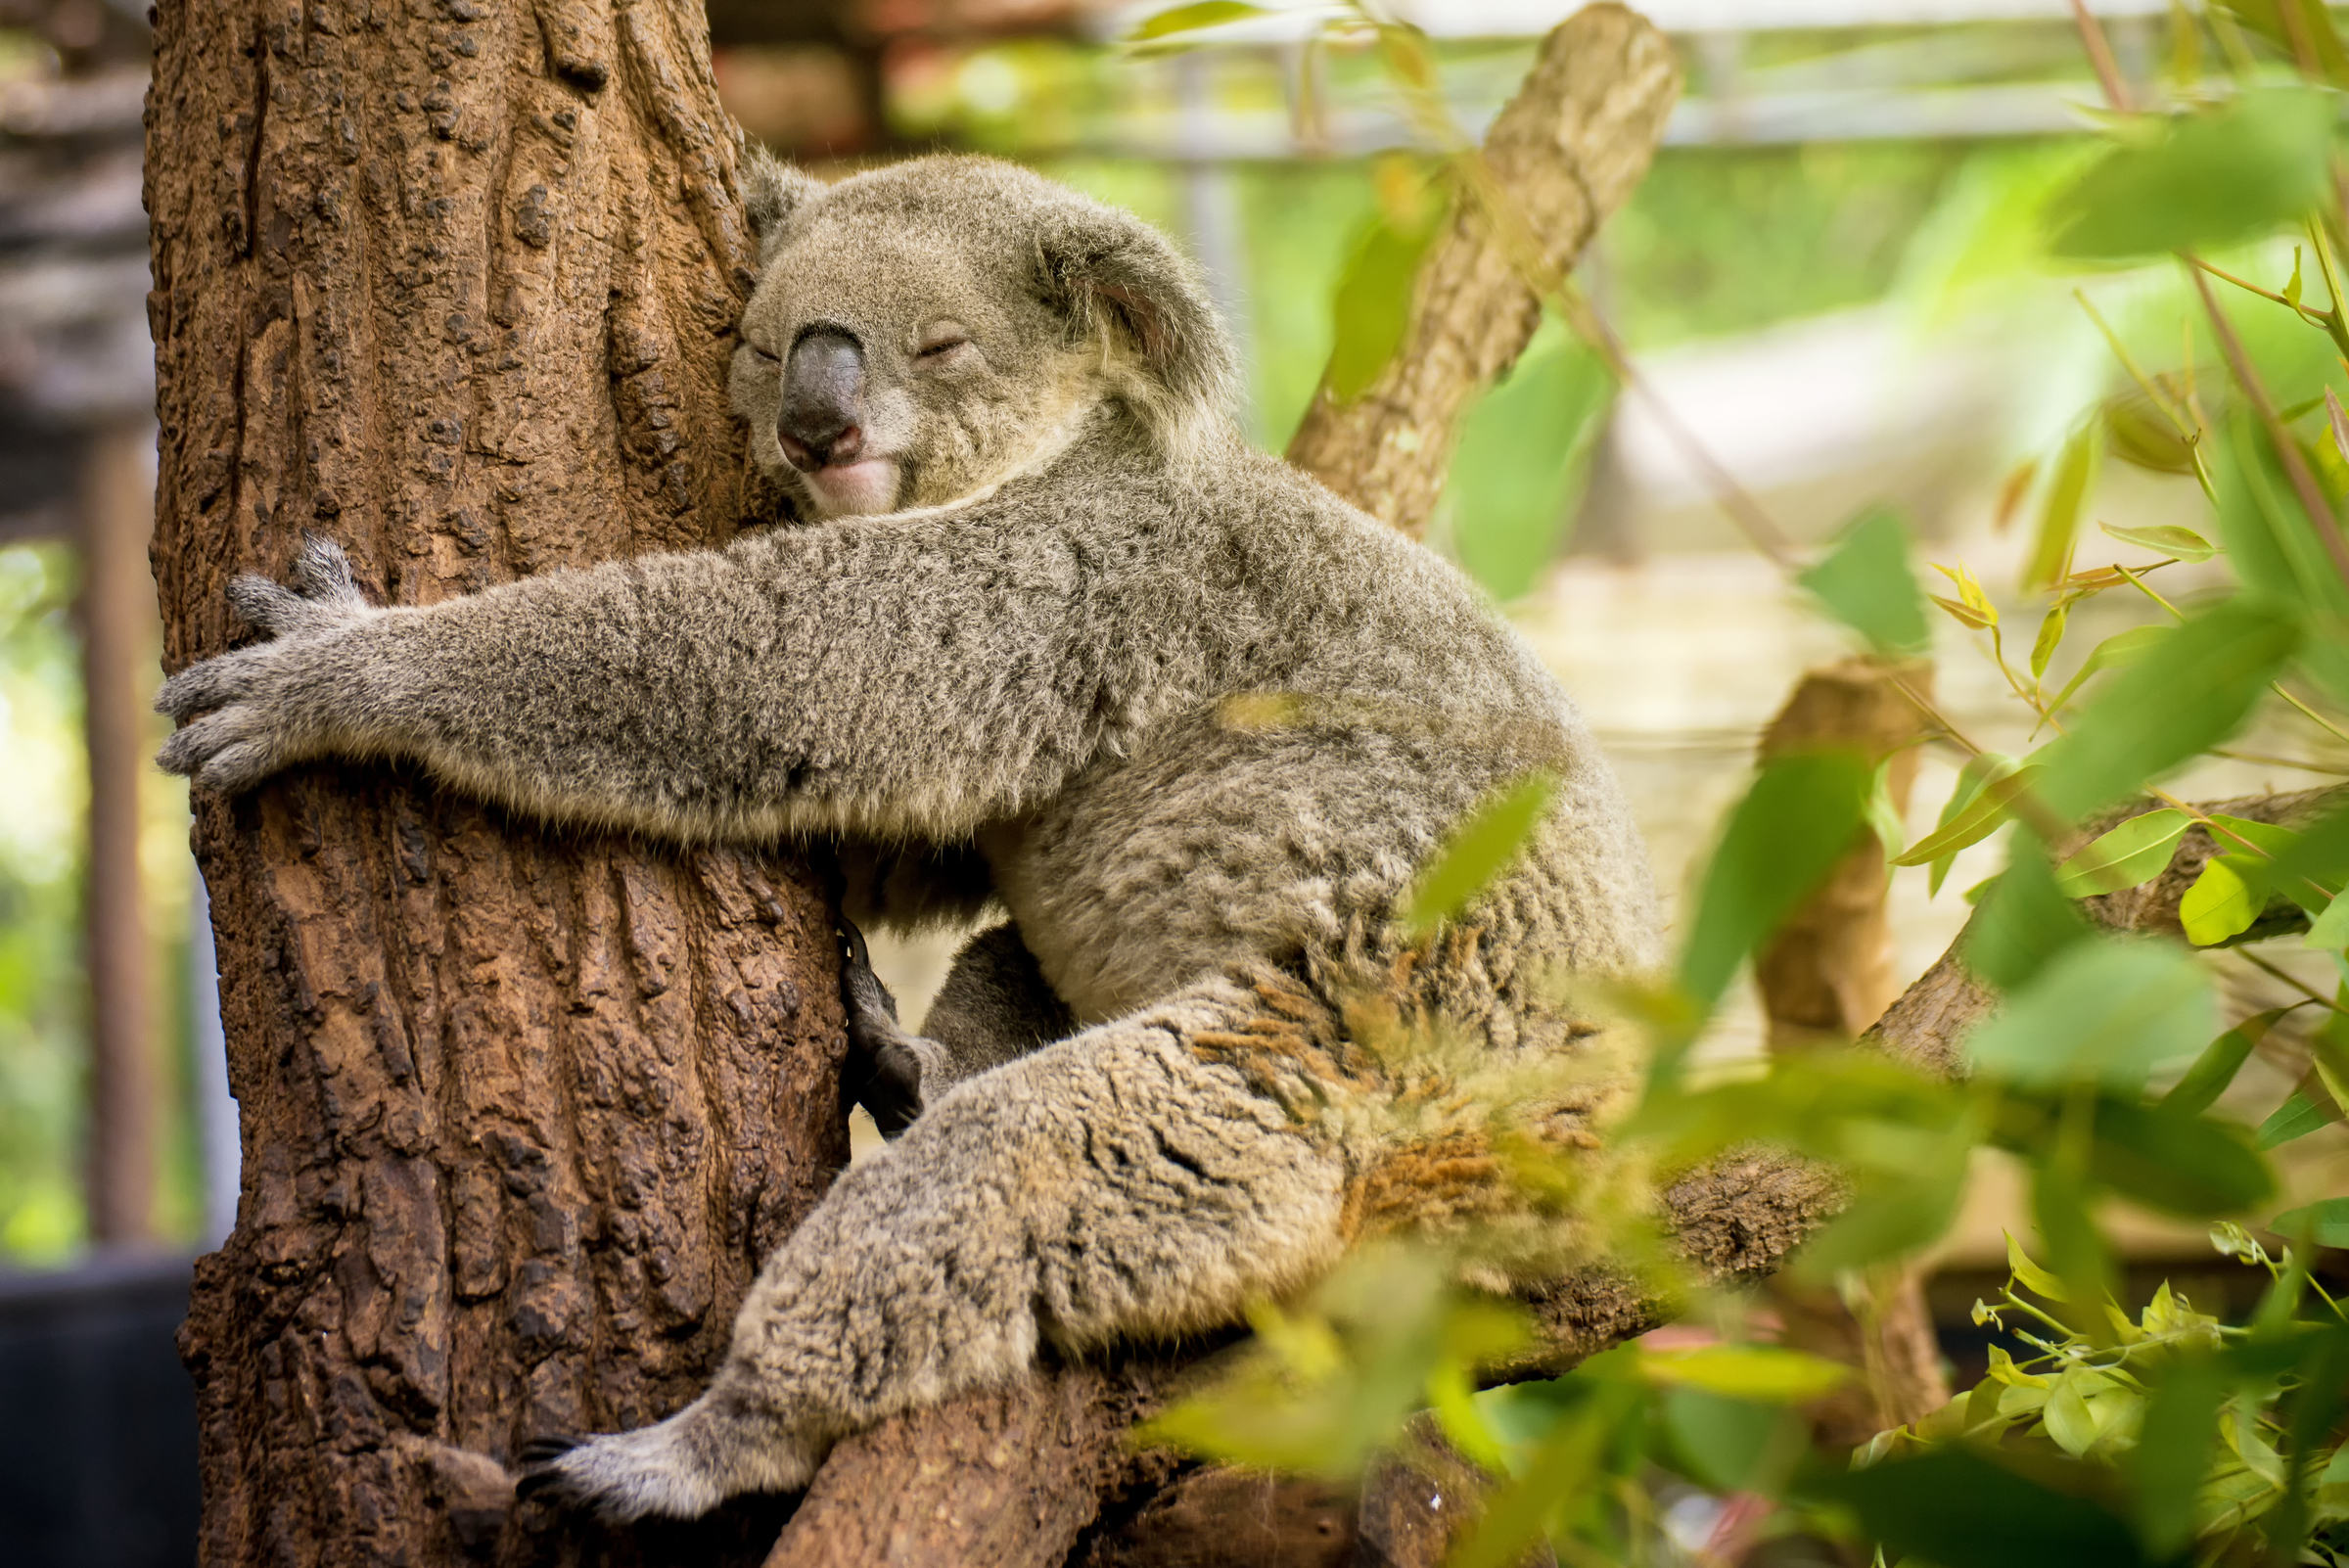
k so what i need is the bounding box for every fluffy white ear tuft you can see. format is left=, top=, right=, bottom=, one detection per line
left=743, top=147, right=825, bottom=267
left=1036, top=207, right=1240, bottom=459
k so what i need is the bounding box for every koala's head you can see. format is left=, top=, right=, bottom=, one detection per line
left=729, top=152, right=1237, bottom=519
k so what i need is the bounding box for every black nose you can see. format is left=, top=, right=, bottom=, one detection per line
left=779, top=327, right=865, bottom=470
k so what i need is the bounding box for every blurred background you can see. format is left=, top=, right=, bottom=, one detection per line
left=3, top=0, right=2346, bottom=1562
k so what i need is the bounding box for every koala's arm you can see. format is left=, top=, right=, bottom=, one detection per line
left=158, top=524, right=1199, bottom=839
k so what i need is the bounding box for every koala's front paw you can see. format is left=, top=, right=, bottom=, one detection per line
left=156, top=537, right=377, bottom=793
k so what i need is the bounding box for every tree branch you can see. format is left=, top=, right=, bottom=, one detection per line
left=1283, top=2, right=1680, bottom=538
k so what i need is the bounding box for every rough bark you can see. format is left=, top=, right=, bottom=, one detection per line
left=1283, top=2, right=1679, bottom=538
left=81, top=421, right=161, bottom=1244
left=146, top=4, right=842, bottom=1566
left=1753, top=660, right=1952, bottom=1445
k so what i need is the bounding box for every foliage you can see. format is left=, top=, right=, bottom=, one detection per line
left=1130, top=4, right=2349, bottom=1565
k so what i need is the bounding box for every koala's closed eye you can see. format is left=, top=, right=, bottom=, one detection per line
left=747, top=341, right=780, bottom=363
left=914, top=325, right=971, bottom=364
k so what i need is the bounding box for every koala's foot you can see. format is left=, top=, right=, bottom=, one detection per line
left=515, top=1404, right=815, bottom=1523
left=838, top=919, right=932, bottom=1136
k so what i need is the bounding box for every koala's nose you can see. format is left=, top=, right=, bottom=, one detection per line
left=778, top=327, right=866, bottom=470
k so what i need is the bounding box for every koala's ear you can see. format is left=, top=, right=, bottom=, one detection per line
left=1037, top=208, right=1238, bottom=452
left=743, top=147, right=823, bottom=266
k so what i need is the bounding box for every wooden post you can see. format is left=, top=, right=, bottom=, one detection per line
left=78, top=421, right=159, bottom=1246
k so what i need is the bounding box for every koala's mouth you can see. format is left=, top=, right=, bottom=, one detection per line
left=800, top=457, right=902, bottom=518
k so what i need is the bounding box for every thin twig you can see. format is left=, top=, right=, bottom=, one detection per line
left=2188, top=265, right=2349, bottom=590
left=2066, top=0, right=2135, bottom=112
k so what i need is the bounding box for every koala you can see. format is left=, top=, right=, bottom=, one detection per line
left=157, top=151, right=1662, bottom=1522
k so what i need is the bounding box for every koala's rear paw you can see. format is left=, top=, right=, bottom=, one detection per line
left=516, top=1425, right=722, bottom=1524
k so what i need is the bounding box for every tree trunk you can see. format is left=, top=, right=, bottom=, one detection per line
left=145, top=4, right=844, bottom=1565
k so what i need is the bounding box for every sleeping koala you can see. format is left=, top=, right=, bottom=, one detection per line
left=157, top=150, right=1662, bottom=1520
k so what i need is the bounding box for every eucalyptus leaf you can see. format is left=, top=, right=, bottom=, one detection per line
left=1635, top=1344, right=1851, bottom=1403
left=1678, top=751, right=1875, bottom=1013
left=2257, top=1086, right=2336, bottom=1149
left=2045, top=624, right=2173, bottom=716
left=1404, top=771, right=1557, bottom=935
left=2126, top=1355, right=2228, bottom=1558
left=2308, top=888, right=2349, bottom=951
left=2034, top=600, right=2299, bottom=821
left=1128, top=1, right=1268, bottom=41
left=1448, top=330, right=1611, bottom=602
left=1326, top=199, right=1448, bottom=404
left=2181, top=855, right=2263, bottom=946
left=2030, top=604, right=2069, bottom=681
left=1894, top=762, right=2040, bottom=869
left=2049, top=89, right=2333, bottom=259
left=1801, top=506, right=1935, bottom=658
left=2270, top=1197, right=2349, bottom=1247
left=2026, top=426, right=2099, bottom=589
left=2212, top=416, right=2349, bottom=706
left=2099, top=521, right=2218, bottom=561
left=1967, top=939, right=2214, bottom=1090
left=1808, top=1447, right=2152, bottom=1568
left=2162, top=1008, right=2288, bottom=1116
left=1965, top=839, right=2092, bottom=992
left=2051, top=808, right=2192, bottom=897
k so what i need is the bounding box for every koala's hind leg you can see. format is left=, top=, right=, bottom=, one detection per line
left=529, top=977, right=1349, bottom=1521
left=844, top=920, right=1076, bottom=1134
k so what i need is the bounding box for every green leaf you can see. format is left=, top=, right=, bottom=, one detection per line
left=2074, top=1098, right=2275, bottom=1217
left=2162, top=1007, right=2289, bottom=1116
left=2215, top=1, right=2349, bottom=83
left=1403, top=772, right=1557, bottom=935
left=1964, top=839, right=2092, bottom=992
left=2308, top=887, right=2349, bottom=951
left=2257, top=1087, right=2334, bottom=1149
left=2270, top=1197, right=2349, bottom=1246
left=2034, top=600, right=2299, bottom=821
left=2098, top=521, right=2218, bottom=561
left=1808, top=1447, right=2152, bottom=1568
left=1128, top=1, right=1267, bottom=41
left=1893, top=761, right=2040, bottom=869
left=2045, top=624, right=2173, bottom=716
left=1658, top=1389, right=1799, bottom=1495
left=1448, top=329, right=1611, bottom=602
left=2181, top=855, right=2264, bottom=945
left=2044, top=1369, right=2136, bottom=1457
left=2126, top=1356, right=2229, bottom=1557
left=2030, top=604, right=2069, bottom=681
left=2032, top=1164, right=2116, bottom=1322
left=2101, top=394, right=2200, bottom=478
left=1635, top=1344, right=1850, bottom=1403
left=1967, top=939, right=2214, bottom=1090
left=2211, top=416, right=2349, bottom=706
left=2026, top=427, right=2100, bottom=590
left=2052, top=808, right=2192, bottom=897
left=1793, top=1147, right=1969, bottom=1280
left=1326, top=201, right=1447, bottom=404
left=2266, top=801, right=2349, bottom=902
left=2049, top=89, right=2334, bottom=259
left=1677, top=751, right=1875, bottom=1013
left=1800, top=506, right=1935, bottom=658
left=2007, top=1231, right=2070, bottom=1301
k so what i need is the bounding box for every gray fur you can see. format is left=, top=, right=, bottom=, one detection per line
left=158, top=154, right=1662, bottom=1521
